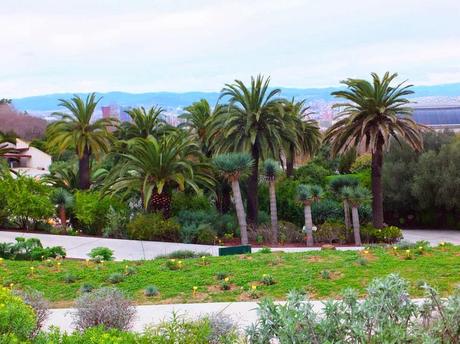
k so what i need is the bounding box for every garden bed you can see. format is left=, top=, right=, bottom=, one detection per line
left=1, top=244, right=459, bottom=307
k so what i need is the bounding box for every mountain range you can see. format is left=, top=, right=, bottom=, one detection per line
left=11, top=83, right=460, bottom=115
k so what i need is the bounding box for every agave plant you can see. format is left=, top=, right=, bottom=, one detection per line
left=297, top=184, right=323, bottom=246
left=213, top=153, right=254, bottom=245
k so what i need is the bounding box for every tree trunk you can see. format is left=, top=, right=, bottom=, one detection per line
left=286, top=143, right=295, bottom=177
left=343, top=200, right=351, bottom=230
left=268, top=180, right=278, bottom=245
left=216, top=180, right=232, bottom=214
left=371, top=144, right=384, bottom=228
left=231, top=179, right=248, bottom=245
left=304, top=203, right=314, bottom=246
left=59, top=206, right=67, bottom=228
left=78, top=146, right=91, bottom=190
left=247, top=144, right=260, bottom=225
left=351, top=205, right=362, bottom=246
left=149, top=190, right=172, bottom=218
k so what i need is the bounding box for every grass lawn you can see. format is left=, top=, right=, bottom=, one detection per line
left=1, top=245, right=460, bottom=307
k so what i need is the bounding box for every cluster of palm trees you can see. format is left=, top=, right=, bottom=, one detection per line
left=42, top=72, right=424, bottom=246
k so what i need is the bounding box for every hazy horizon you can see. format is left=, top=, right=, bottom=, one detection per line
left=2, top=0, right=460, bottom=98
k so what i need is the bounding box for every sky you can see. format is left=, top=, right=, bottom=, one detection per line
left=1, top=0, right=460, bottom=98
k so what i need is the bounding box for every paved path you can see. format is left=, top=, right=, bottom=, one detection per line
left=401, top=229, right=460, bottom=245
left=45, top=300, right=321, bottom=332
left=2, top=229, right=458, bottom=261
left=0, top=230, right=361, bottom=260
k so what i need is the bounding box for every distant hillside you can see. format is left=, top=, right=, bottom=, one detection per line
left=11, top=83, right=460, bottom=114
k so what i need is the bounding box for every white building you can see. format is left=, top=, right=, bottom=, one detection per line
left=2, top=138, right=52, bottom=178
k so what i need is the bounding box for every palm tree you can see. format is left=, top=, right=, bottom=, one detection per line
left=213, top=153, right=253, bottom=245
left=342, top=186, right=371, bottom=246
left=123, top=106, right=166, bottom=139
left=263, top=159, right=280, bottom=244
left=283, top=99, right=321, bottom=177
left=179, top=99, right=224, bottom=157
left=46, top=93, right=117, bottom=190
left=105, top=132, right=214, bottom=217
left=215, top=75, right=291, bottom=225
left=51, top=188, right=74, bottom=228
left=324, top=72, right=424, bottom=228
left=297, top=184, right=323, bottom=246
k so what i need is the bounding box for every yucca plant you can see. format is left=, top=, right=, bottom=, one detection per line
left=50, top=188, right=74, bottom=228
left=213, top=153, right=254, bottom=245
left=297, top=184, right=323, bottom=246
left=342, top=186, right=371, bottom=245
left=262, top=159, right=280, bottom=244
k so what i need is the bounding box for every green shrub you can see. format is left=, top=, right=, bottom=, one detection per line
left=351, top=153, right=372, bottom=172
left=314, top=221, right=347, bottom=244
left=63, top=273, right=78, bottom=284
left=107, top=273, right=124, bottom=284
left=294, top=163, right=331, bottom=186
left=196, top=224, right=217, bottom=245
left=79, top=283, right=94, bottom=293
left=258, top=247, right=272, bottom=254
left=0, top=238, right=65, bottom=261
left=127, top=213, right=181, bottom=242
left=216, top=272, right=229, bottom=280
left=311, top=199, right=343, bottom=224
left=261, top=274, right=275, bottom=286
left=144, top=285, right=159, bottom=297
left=171, top=192, right=212, bottom=216
left=278, top=221, right=303, bottom=243
left=0, top=175, right=54, bottom=229
left=360, top=224, right=402, bottom=244
left=175, top=210, right=238, bottom=239
left=155, top=250, right=210, bottom=260
left=88, top=247, right=114, bottom=261
left=0, top=287, right=36, bottom=340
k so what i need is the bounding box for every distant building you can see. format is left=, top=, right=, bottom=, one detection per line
left=412, top=105, right=460, bottom=131
left=101, top=105, right=119, bottom=120
left=2, top=138, right=52, bottom=178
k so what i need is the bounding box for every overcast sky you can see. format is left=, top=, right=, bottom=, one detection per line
left=1, top=0, right=460, bottom=98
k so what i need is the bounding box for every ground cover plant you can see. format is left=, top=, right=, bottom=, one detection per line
left=1, top=243, right=459, bottom=306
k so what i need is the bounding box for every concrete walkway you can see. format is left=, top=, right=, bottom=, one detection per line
left=1, top=229, right=458, bottom=261
left=401, top=229, right=460, bottom=245
left=0, top=230, right=361, bottom=260
left=45, top=300, right=321, bottom=332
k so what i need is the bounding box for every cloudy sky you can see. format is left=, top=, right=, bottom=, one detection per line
left=1, top=0, right=460, bottom=98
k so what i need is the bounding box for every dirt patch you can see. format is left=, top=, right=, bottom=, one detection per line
left=238, top=254, right=253, bottom=260
left=306, top=255, right=323, bottom=263
left=207, top=283, right=238, bottom=293
left=359, top=251, right=377, bottom=261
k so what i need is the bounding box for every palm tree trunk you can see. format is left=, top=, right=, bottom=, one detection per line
left=216, top=180, right=231, bottom=214
left=247, top=144, right=260, bottom=225
left=79, top=146, right=91, bottom=190
left=150, top=190, right=172, bottom=218
left=304, top=203, right=314, bottom=246
left=59, top=206, right=67, bottom=228
left=268, top=180, right=278, bottom=245
left=343, top=200, right=351, bottom=230
left=371, top=145, right=384, bottom=228
left=286, top=143, right=295, bottom=177
left=231, top=179, right=248, bottom=245
left=351, top=205, right=362, bottom=246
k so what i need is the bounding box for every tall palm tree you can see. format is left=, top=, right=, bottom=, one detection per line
left=283, top=99, right=321, bottom=177
left=324, top=72, right=424, bottom=228
left=342, top=186, right=371, bottom=246
left=179, top=99, right=224, bottom=157
left=214, top=75, right=291, bottom=225
left=297, top=184, right=323, bottom=247
left=263, top=159, right=280, bottom=244
left=105, top=132, right=214, bottom=217
left=123, top=106, right=166, bottom=139
left=213, top=153, right=253, bottom=245
left=46, top=93, right=117, bottom=190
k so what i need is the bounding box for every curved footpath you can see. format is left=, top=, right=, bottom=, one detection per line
left=1, top=229, right=459, bottom=260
